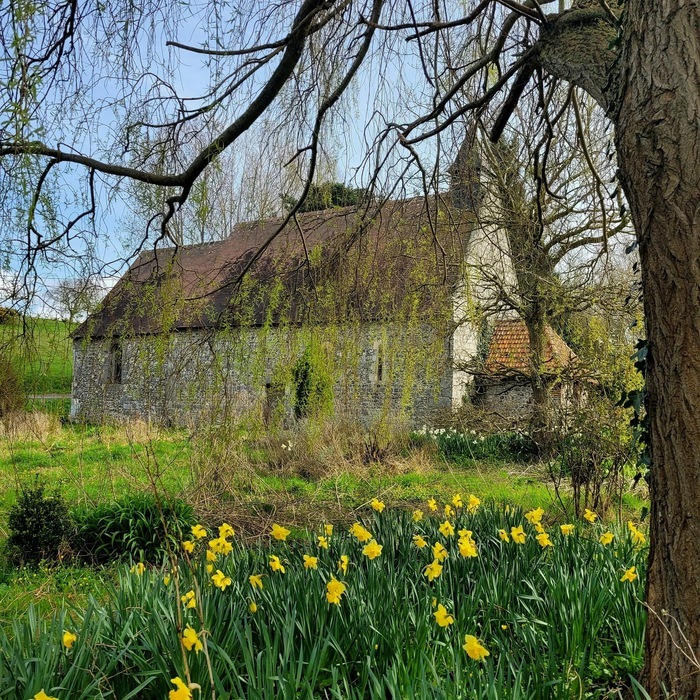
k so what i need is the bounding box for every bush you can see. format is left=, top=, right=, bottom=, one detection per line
left=7, top=479, right=72, bottom=565
left=0, top=306, right=20, bottom=324
left=72, top=493, right=196, bottom=564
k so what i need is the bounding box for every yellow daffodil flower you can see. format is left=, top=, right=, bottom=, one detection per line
left=206, top=549, right=217, bottom=562
left=427, top=498, right=438, bottom=512
left=338, top=554, right=349, bottom=574
left=498, top=529, right=510, bottom=542
left=269, top=555, right=286, bottom=573
left=560, top=524, right=575, bottom=536
left=452, top=493, right=464, bottom=508
left=249, top=574, right=264, bottom=589
left=413, top=509, right=424, bottom=522
left=584, top=508, right=597, bottom=523
left=181, top=590, right=196, bottom=609
left=212, top=569, right=232, bottom=591
left=413, top=534, right=428, bottom=549
left=424, top=559, right=443, bottom=582
left=536, top=532, right=553, bottom=548
left=463, top=635, right=490, bottom=661
left=182, top=625, right=203, bottom=653
left=444, top=504, right=454, bottom=517
left=501, top=624, right=508, bottom=630
left=270, top=523, right=291, bottom=541
left=205, top=564, right=214, bottom=574
left=458, top=537, right=478, bottom=558
left=621, top=566, right=637, bottom=583
left=599, top=532, right=614, bottom=546
left=164, top=575, right=171, bottom=586
left=510, top=525, right=526, bottom=544
left=467, top=494, right=481, bottom=513
left=249, top=600, right=258, bottom=613
left=182, top=540, right=195, bottom=554
left=326, top=576, right=347, bottom=605
left=318, top=535, right=329, bottom=549
left=208, top=537, right=233, bottom=555
left=362, top=539, right=383, bottom=560
left=628, top=521, right=646, bottom=545
left=324, top=523, right=334, bottom=536
left=62, top=630, right=77, bottom=649
left=169, top=676, right=193, bottom=700
left=130, top=562, right=145, bottom=575
left=433, top=604, right=454, bottom=627
left=219, top=523, right=235, bottom=539
left=439, top=520, right=455, bottom=537
left=191, top=524, right=207, bottom=539
left=371, top=498, right=385, bottom=512
left=303, top=554, right=319, bottom=570
left=33, top=692, right=58, bottom=700
left=432, top=542, right=448, bottom=562
left=350, top=522, right=373, bottom=543
left=525, top=507, right=544, bottom=524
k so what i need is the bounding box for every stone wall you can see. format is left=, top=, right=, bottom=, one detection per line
left=71, top=321, right=456, bottom=426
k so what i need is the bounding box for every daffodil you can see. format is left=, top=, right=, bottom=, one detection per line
left=181, top=589, right=196, bottom=609
left=249, top=573, right=264, bottom=589
left=584, top=508, right=597, bottom=523
left=208, top=537, right=233, bottom=555
left=182, top=540, right=195, bottom=554
left=350, top=522, right=372, bottom=542
left=424, top=559, right=443, bottom=582
left=433, top=604, right=454, bottom=627
left=318, top=535, right=329, bottom=549
left=371, top=498, right=385, bottom=512
left=338, top=554, right=349, bottom=574
left=432, top=541, right=448, bottom=562
left=560, top=524, right=575, bottom=536
left=205, top=564, right=214, bottom=574
left=439, top=520, right=455, bottom=537
left=413, top=534, right=428, bottom=549
left=599, top=531, right=614, bottom=546
left=130, top=562, right=145, bottom=575
left=164, top=575, right=171, bottom=586
left=269, top=555, right=285, bottom=573
left=412, top=509, right=424, bottom=522
left=169, top=676, right=192, bottom=700
left=249, top=600, right=258, bottom=613
left=182, top=625, right=203, bottom=653
left=324, top=523, right=334, bottom=536
left=362, top=539, right=383, bottom=559
left=525, top=507, right=544, bottom=524
left=536, top=532, right=553, bottom=548
left=191, top=524, right=207, bottom=539
left=270, top=523, right=291, bottom=541
left=628, top=521, right=646, bottom=545
left=621, top=566, right=637, bottom=583
left=534, top=522, right=545, bottom=534
left=458, top=536, right=478, bottom=558
left=452, top=493, right=464, bottom=508
left=212, top=569, right=232, bottom=591
left=463, top=634, right=490, bottom=661
left=498, top=529, right=510, bottom=542
left=219, top=522, right=235, bottom=538
left=206, top=549, right=217, bottom=562
left=467, top=494, right=481, bottom=513
left=444, top=504, right=454, bottom=517
left=303, top=554, right=318, bottom=570
left=62, top=630, right=77, bottom=649
left=510, top=525, right=526, bottom=544
left=427, top=498, right=438, bottom=512
left=33, top=692, right=58, bottom=700
left=326, top=576, right=347, bottom=605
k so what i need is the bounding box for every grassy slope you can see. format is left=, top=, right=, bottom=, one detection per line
left=0, top=317, right=75, bottom=394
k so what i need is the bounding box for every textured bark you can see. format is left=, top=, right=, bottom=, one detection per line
left=615, top=2, right=700, bottom=697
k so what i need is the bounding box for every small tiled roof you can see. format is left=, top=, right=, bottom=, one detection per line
left=483, top=319, right=578, bottom=378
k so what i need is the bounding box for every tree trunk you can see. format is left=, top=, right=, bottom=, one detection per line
left=616, top=2, right=700, bottom=696
left=525, top=308, right=553, bottom=447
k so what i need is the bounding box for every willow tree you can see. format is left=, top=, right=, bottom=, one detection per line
left=1, top=0, right=699, bottom=695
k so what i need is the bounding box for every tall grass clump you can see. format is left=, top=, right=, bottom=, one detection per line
left=0, top=500, right=647, bottom=699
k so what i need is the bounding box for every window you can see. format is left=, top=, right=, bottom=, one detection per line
left=109, top=341, right=123, bottom=384
left=374, top=341, right=384, bottom=384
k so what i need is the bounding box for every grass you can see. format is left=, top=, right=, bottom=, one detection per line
left=0, top=317, right=75, bottom=394
left=0, top=505, right=648, bottom=698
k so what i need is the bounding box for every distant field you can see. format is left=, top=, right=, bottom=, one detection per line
left=0, top=317, right=74, bottom=394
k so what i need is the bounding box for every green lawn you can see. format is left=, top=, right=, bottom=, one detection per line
left=0, top=317, right=75, bottom=394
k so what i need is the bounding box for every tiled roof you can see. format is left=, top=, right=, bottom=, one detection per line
left=73, top=198, right=475, bottom=339
left=483, top=319, right=578, bottom=377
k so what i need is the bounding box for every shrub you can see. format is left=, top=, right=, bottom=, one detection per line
left=7, top=479, right=72, bottom=565
left=0, top=306, right=20, bottom=324
left=72, top=493, right=195, bottom=564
